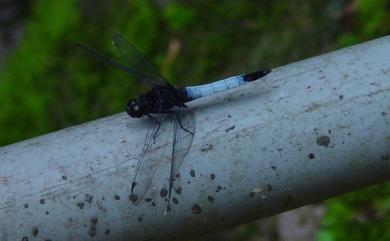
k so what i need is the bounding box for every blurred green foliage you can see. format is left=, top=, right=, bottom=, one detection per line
left=0, top=0, right=389, bottom=240
left=0, top=0, right=79, bottom=143
left=316, top=183, right=390, bottom=241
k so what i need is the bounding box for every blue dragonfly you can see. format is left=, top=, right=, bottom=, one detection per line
left=78, top=33, right=271, bottom=212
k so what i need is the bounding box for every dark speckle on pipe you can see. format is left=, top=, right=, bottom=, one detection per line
left=160, top=188, right=168, bottom=197
left=215, top=186, right=222, bottom=193
left=190, top=169, right=196, bottom=177
left=207, top=196, right=214, bottom=202
left=85, top=194, right=93, bottom=204
left=175, top=186, right=182, bottom=195
left=172, top=197, right=179, bottom=205
left=21, top=237, right=29, bottom=241
left=77, top=202, right=85, bottom=209
left=225, top=125, right=235, bottom=132
left=39, top=199, right=45, bottom=204
left=114, top=195, right=120, bottom=200
left=308, top=153, right=315, bottom=159
left=32, top=226, right=39, bottom=236
left=91, top=217, right=98, bottom=225
left=88, top=218, right=98, bottom=237
left=191, top=204, right=202, bottom=214
left=88, top=226, right=96, bottom=237
left=316, top=135, right=330, bottom=147
left=200, top=144, right=213, bottom=153
left=129, top=194, right=138, bottom=203
left=210, top=173, right=216, bottom=180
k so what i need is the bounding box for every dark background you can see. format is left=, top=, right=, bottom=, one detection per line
left=0, top=0, right=390, bottom=240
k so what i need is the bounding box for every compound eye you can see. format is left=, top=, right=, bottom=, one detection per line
left=133, top=105, right=139, bottom=112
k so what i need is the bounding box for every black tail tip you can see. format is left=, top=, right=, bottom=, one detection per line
left=243, top=69, right=271, bottom=82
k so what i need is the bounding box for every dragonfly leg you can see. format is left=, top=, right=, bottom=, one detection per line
left=147, top=114, right=161, bottom=143
left=165, top=113, right=179, bottom=214
left=174, top=112, right=194, bottom=135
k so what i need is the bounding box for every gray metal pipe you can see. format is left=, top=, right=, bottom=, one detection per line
left=1, top=36, right=390, bottom=241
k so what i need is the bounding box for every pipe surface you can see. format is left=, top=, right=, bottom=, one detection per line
left=0, top=36, right=390, bottom=241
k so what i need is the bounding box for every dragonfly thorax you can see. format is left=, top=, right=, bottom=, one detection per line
left=126, top=85, right=186, bottom=118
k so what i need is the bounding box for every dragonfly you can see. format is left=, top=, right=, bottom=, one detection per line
left=78, top=33, right=271, bottom=212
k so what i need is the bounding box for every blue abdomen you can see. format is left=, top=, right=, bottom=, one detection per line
left=182, top=69, right=271, bottom=102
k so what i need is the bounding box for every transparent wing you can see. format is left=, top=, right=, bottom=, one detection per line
left=130, top=110, right=195, bottom=207
left=77, top=42, right=156, bottom=83
left=171, top=110, right=195, bottom=179
left=112, top=33, right=171, bottom=86
left=166, top=109, right=195, bottom=210
left=130, top=113, right=167, bottom=205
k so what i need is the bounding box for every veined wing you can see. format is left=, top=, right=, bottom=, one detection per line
left=166, top=109, right=195, bottom=210
left=130, top=110, right=195, bottom=208
left=171, top=110, right=195, bottom=180
left=112, top=33, right=171, bottom=86
left=130, top=113, right=168, bottom=204
left=77, top=33, right=169, bottom=86
left=77, top=42, right=156, bottom=83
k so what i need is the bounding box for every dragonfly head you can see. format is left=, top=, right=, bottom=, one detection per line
left=126, top=98, right=144, bottom=118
